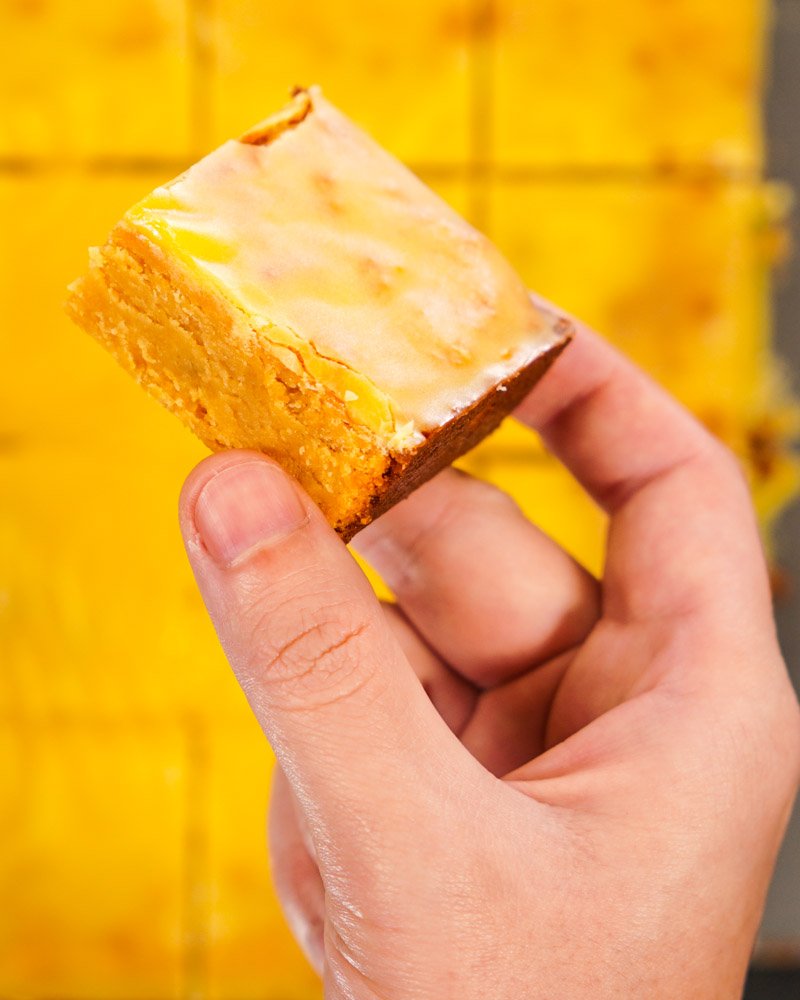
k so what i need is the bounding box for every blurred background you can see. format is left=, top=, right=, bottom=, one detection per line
left=1, top=0, right=799, bottom=997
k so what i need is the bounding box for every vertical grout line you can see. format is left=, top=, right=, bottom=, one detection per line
left=182, top=714, right=210, bottom=1000
left=188, top=0, right=215, bottom=156
left=467, top=0, right=496, bottom=231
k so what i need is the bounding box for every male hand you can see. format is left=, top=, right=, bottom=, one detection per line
left=179, top=313, right=800, bottom=999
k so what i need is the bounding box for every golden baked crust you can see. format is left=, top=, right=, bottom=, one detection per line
left=67, top=87, right=571, bottom=538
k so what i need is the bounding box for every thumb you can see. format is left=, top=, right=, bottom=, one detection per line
left=179, top=451, right=462, bottom=855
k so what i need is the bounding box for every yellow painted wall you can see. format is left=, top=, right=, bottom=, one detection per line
left=0, top=1, right=796, bottom=996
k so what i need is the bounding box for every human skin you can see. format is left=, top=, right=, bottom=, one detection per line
left=179, top=308, right=800, bottom=999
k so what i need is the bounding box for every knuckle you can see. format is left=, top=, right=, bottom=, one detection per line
left=404, top=474, right=517, bottom=565
left=237, top=577, right=375, bottom=708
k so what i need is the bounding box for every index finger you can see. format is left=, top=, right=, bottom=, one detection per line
left=515, top=303, right=772, bottom=628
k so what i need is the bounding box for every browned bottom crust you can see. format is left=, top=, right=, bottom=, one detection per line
left=340, top=323, right=572, bottom=542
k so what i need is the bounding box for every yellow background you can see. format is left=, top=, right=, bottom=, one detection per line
left=1, top=0, right=797, bottom=996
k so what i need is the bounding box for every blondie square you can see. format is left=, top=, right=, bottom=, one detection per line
left=67, top=88, right=569, bottom=538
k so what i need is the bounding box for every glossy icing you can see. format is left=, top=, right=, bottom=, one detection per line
left=126, top=89, right=557, bottom=445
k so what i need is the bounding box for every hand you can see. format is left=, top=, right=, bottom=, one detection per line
left=179, top=314, right=800, bottom=999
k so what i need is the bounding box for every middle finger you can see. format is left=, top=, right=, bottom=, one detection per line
left=354, top=468, right=600, bottom=688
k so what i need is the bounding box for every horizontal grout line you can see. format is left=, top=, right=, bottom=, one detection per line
left=0, top=156, right=195, bottom=175
left=0, top=157, right=761, bottom=185
left=450, top=163, right=761, bottom=184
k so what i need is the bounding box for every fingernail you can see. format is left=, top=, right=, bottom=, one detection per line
left=194, top=461, right=308, bottom=567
